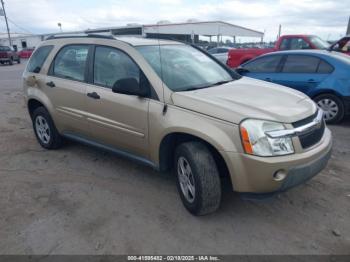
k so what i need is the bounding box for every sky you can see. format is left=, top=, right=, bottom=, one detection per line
left=0, top=0, right=349, bottom=42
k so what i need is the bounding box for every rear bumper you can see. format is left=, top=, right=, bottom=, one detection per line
left=222, top=128, right=332, bottom=193
left=0, top=58, right=10, bottom=62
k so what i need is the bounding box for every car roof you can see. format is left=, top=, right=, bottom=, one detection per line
left=115, top=36, right=182, bottom=46
left=44, top=34, right=182, bottom=46
left=251, top=49, right=350, bottom=66
left=261, top=49, right=336, bottom=57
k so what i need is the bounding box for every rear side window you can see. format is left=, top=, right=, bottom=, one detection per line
left=282, top=55, right=320, bottom=73
left=52, top=45, right=89, bottom=81
left=93, top=46, right=140, bottom=88
left=27, top=45, right=53, bottom=73
left=289, top=38, right=311, bottom=50
left=317, top=60, right=334, bottom=73
left=243, top=55, right=282, bottom=73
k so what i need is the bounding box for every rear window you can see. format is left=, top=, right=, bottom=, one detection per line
left=27, top=45, right=53, bottom=73
left=282, top=55, right=320, bottom=73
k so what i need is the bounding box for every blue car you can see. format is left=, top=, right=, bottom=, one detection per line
left=238, top=50, right=350, bottom=123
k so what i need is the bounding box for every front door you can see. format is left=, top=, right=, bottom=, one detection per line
left=85, top=45, right=150, bottom=158
left=241, top=54, right=283, bottom=83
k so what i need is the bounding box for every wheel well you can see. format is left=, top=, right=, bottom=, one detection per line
left=28, top=99, right=45, bottom=119
left=311, top=90, right=341, bottom=99
left=159, top=133, right=232, bottom=186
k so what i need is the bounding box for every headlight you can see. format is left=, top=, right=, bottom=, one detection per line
left=240, top=119, right=294, bottom=156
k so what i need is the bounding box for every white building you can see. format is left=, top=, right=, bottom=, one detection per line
left=0, top=20, right=264, bottom=51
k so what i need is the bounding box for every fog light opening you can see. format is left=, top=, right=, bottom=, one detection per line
left=273, top=170, right=287, bottom=181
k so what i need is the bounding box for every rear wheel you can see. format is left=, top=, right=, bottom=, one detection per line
left=174, top=142, right=221, bottom=216
left=314, top=94, right=344, bottom=124
left=32, top=107, right=63, bottom=149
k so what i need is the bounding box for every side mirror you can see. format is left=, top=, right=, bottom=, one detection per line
left=25, top=75, right=36, bottom=87
left=112, top=78, right=149, bottom=97
left=235, top=67, right=250, bottom=75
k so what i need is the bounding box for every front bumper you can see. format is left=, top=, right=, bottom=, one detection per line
left=0, top=58, right=10, bottom=62
left=222, top=127, right=332, bottom=193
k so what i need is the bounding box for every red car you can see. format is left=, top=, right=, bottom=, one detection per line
left=18, top=48, right=35, bottom=59
left=227, top=35, right=330, bottom=68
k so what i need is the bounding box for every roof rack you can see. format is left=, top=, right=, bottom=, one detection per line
left=46, top=33, right=115, bottom=40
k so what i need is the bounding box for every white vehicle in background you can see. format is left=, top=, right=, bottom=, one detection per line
left=207, top=47, right=231, bottom=63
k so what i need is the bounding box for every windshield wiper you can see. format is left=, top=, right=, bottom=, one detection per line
left=182, top=80, right=233, bottom=92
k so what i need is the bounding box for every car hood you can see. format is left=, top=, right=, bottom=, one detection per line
left=171, top=77, right=317, bottom=124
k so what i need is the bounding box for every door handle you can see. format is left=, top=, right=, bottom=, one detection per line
left=46, top=81, right=55, bottom=88
left=87, top=92, right=100, bottom=99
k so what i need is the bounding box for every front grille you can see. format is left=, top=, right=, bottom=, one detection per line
left=292, top=111, right=325, bottom=149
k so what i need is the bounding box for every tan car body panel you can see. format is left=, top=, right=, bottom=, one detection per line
left=23, top=37, right=332, bottom=193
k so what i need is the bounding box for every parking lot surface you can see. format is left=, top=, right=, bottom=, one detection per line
left=0, top=62, right=349, bottom=255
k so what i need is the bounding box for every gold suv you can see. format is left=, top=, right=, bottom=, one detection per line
left=23, top=34, right=332, bottom=215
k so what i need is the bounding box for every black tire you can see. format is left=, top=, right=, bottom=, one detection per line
left=314, top=94, right=345, bottom=124
left=32, top=107, right=63, bottom=149
left=174, top=142, right=221, bottom=216
left=17, top=58, right=21, bottom=64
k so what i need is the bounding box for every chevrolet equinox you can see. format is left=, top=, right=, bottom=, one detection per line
left=23, top=35, right=332, bottom=215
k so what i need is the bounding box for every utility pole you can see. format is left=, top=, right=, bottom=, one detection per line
left=277, top=24, right=282, bottom=39
left=347, top=16, right=350, bottom=35
left=0, top=0, right=11, bottom=46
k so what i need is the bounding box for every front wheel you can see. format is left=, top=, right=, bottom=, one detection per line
left=174, top=142, right=222, bottom=216
left=314, top=94, right=345, bottom=124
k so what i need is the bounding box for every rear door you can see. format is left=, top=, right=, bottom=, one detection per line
left=85, top=45, right=150, bottom=158
left=45, top=44, right=91, bottom=136
left=241, top=54, right=283, bottom=82
left=272, top=55, right=331, bottom=94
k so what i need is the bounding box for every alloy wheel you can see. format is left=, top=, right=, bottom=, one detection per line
left=35, top=115, right=51, bottom=144
left=317, top=98, right=339, bottom=121
left=177, top=156, right=196, bottom=203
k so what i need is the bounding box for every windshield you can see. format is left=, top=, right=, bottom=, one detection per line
left=0, top=46, right=10, bottom=51
left=136, top=44, right=234, bottom=91
left=309, top=36, right=330, bottom=49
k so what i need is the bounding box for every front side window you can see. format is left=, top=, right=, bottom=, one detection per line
left=282, top=55, right=320, bottom=73
left=52, top=45, right=89, bottom=81
left=27, top=45, right=53, bottom=73
left=137, top=45, right=233, bottom=91
left=93, top=46, right=140, bottom=88
left=243, top=55, right=282, bottom=73
left=280, top=39, right=290, bottom=50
